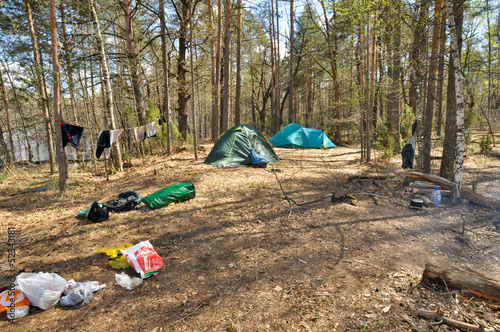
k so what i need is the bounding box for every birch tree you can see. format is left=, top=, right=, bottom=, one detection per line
left=90, top=0, right=123, bottom=171
left=49, top=0, right=68, bottom=192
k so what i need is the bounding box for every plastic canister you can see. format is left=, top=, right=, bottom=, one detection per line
left=430, top=187, right=441, bottom=207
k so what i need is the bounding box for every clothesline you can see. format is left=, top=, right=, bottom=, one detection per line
left=62, top=121, right=158, bottom=159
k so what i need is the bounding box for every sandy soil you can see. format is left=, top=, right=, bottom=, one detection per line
left=0, top=144, right=499, bottom=331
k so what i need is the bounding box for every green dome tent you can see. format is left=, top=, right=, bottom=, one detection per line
left=204, top=124, right=279, bottom=167
left=269, top=123, right=336, bottom=149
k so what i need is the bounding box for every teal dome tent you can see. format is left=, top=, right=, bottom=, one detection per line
left=269, top=123, right=336, bottom=149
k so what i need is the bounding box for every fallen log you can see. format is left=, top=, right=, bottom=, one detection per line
left=402, top=171, right=500, bottom=211
left=348, top=172, right=395, bottom=180
left=418, top=308, right=494, bottom=332
left=422, top=260, right=500, bottom=302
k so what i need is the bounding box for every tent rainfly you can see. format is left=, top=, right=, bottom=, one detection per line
left=204, top=124, right=280, bottom=167
left=269, top=123, right=336, bottom=149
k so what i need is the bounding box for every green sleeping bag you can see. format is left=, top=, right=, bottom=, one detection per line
left=142, top=183, right=196, bottom=209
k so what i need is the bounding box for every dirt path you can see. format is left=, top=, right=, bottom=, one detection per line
left=1, top=145, right=499, bottom=331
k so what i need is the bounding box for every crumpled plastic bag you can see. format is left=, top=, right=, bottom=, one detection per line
left=115, top=272, right=142, bottom=290
left=121, top=241, right=164, bottom=279
left=0, top=289, right=30, bottom=319
left=16, top=272, right=66, bottom=310
left=60, top=280, right=106, bottom=307
left=96, top=243, right=133, bottom=269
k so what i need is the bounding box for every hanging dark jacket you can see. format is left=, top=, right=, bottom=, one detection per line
left=401, top=121, right=417, bottom=169
left=62, top=122, right=84, bottom=148
left=96, top=130, right=111, bottom=158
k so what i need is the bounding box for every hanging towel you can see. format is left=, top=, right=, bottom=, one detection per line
left=61, top=122, right=84, bottom=148
left=96, top=129, right=123, bottom=159
left=145, top=121, right=157, bottom=138
left=104, top=129, right=124, bottom=159
left=132, top=126, right=147, bottom=142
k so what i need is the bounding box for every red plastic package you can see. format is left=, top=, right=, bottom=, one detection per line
left=121, top=241, right=164, bottom=279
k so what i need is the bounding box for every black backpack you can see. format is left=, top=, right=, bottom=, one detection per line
left=87, top=201, right=109, bottom=223
left=102, top=190, right=141, bottom=212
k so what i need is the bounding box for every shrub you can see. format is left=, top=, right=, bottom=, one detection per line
left=400, top=105, right=416, bottom=143
left=373, top=118, right=398, bottom=160
left=479, top=135, right=492, bottom=154
left=146, top=100, right=160, bottom=122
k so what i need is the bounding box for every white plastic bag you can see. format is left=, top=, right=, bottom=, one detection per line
left=121, top=241, right=164, bottom=279
left=16, top=272, right=66, bottom=310
left=115, top=272, right=143, bottom=290
left=60, top=280, right=106, bottom=307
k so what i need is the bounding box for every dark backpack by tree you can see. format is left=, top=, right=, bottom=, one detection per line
left=87, top=201, right=109, bottom=223
left=102, top=190, right=141, bottom=212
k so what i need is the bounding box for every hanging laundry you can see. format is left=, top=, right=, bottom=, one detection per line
left=61, top=122, right=84, bottom=148
left=401, top=121, right=417, bottom=169
left=96, top=129, right=123, bottom=159
left=145, top=121, right=157, bottom=138
left=132, top=126, right=146, bottom=142
left=96, top=130, right=110, bottom=158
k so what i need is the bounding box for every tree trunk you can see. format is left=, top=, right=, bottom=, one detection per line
left=250, top=43, right=257, bottom=127
left=445, top=0, right=465, bottom=202
left=440, top=0, right=462, bottom=181
left=319, top=1, right=341, bottom=143
left=159, top=0, right=172, bottom=155
left=436, top=9, right=447, bottom=137
left=25, top=0, right=55, bottom=171
left=221, top=0, right=231, bottom=133
left=189, top=2, right=198, bottom=160
left=176, top=0, right=189, bottom=139
left=2, top=60, right=34, bottom=163
left=235, top=0, right=242, bottom=125
left=288, top=0, right=295, bottom=125
left=122, top=0, right=146, bottom=126
left=215, top=0, right=222, bottom=136
left=387, top=0, right=401, bottom=151
left=59, top=1, right=78, bottom=123
left=0, top=69, right=14, bottom=163
left=209, top=0, right=220, bottom=140
left=0, top=120, right=10, bottom=164
left=422, top=0, right=443, bottom=173
left=274, top=0, right=281, bottom=132
left=90, top=0, right=122, bottom=171
left=49, top=0, right=68, bottom=193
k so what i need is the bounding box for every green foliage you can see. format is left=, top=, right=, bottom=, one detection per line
left=122, top=153, right=133, bottom=165
left=170, top=122, right=183, bottom=144
left=373, top=119, right=398, bottom=160
left=186, top=133, right=193, bottom=145
left=146, top=100, right=160, bottom=122
left=124, top=106, right=138, bottom=124
left=465, top=109, right=482, bottom=145
left=465, top=109, right=482, bottom=130
left=400, top=106, right=416, bottom=143
left=479, top=135, right=493, bottom=154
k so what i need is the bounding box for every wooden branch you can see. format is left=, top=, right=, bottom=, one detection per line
left=418, top=308, right=493, bottom=332
left=348, top=172, right=395, bottom=180
left=403, top=171, right=500, bottom=211
left=351, top=179, right=380, bottom=205
left=422, top=260, right=500, bottom=302
left=373, top=179, right=392, bottom=193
